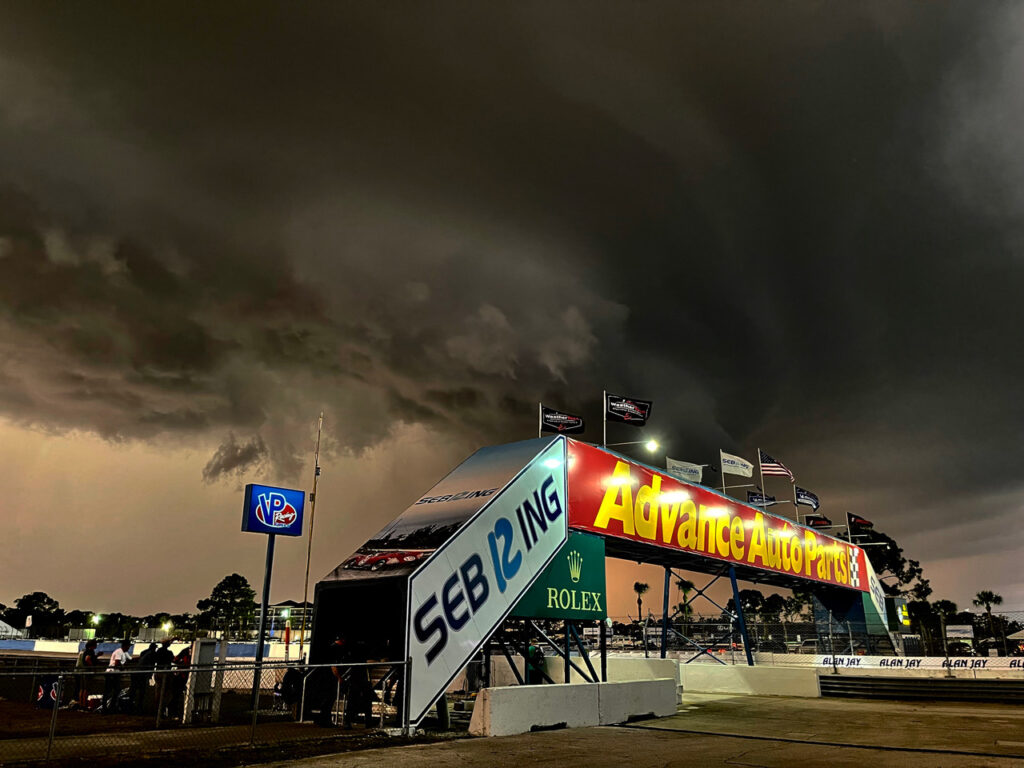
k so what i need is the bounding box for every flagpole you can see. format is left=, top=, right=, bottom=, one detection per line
left=538, top=402, right=542, bottom=439
left=298, top=410, right=323, bottom=663
left=602, top=389, right=607, bottom=448
left=757, top=448, right=767, bottom=512
left=719, top=449, right=726, bottom=495
left=792, top=482, right=799, bottom=523
left=845, top=510, right=853, bottom=543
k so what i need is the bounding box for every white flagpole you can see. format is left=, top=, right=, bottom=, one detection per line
left=298, top=410, right=324, bottom=662
left=792, top=482, right=800, bottom=522
left=719, top=449, right=726, bottom=494
left=757, top=448, right=767, bottom=511
left=538, top=402, right=542, bottom=439
left=602, top=390, right=607, bottom=448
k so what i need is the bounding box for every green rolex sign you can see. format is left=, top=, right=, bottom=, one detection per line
left=512, top=532, right=607, bottom=620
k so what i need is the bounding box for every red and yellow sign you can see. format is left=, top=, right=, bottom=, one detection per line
left=567, top=440, right=867, bottom=592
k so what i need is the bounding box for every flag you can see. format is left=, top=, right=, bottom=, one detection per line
left=847, top=513, right=873, bottom=529
left=666, top=457, right=702, bottom=483
left=747, top=491, right=777, bottom=507
left=759, top=449, right=794, bottom=481
left=315, top=466, right=321, bottom=477
left=605, top=392, right=652, bottom=426
left=794, top=486, right=820, bottom=511
left=719, top=450, right=753, bottom=477
left=540, top=405, right=585, bottom=434
left=804, top=514, right=832, bottom=528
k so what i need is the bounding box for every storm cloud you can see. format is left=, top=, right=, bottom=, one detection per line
left=1, top=2, right=1023, bottom=608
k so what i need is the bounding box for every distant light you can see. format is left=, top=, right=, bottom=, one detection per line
left=645, top=440, right=660, bottom=452
left=542, top=458, right=563, bottom=469
left=280, top=609, right=290, bottom=620
left=162, top=622, right=172, bottom=631
left=91, top=615, right=101, bottom=625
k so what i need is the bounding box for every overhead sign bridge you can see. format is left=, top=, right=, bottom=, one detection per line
left=313, top=436, right=890, bottom=725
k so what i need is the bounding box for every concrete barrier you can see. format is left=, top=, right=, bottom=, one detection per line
left=679, top=664, right=820, bottom=697
left=598, top=679, right=677, bottom=725
left=544, top=655, right=680, bottom=686
left=468, top=679, right=677, bottom=736
left=469, top=683, right=599, bottom=736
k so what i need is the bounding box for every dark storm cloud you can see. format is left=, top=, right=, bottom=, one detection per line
left=1, top=1, right=1023, bottom=599
left=202, top=433, right=268, bottom=482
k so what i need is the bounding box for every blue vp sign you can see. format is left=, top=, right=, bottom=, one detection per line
left=242, top=484, right=305, bottom=537
left=405, top=437, right=567, bottom=724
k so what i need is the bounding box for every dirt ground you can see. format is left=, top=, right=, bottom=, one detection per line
left=0, top=700, right=156, bottom=739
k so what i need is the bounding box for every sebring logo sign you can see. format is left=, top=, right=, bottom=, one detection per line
left=405, top=438, right=568, bottom=724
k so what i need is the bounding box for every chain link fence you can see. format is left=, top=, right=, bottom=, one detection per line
left=0, top=658, right=410, bottom=764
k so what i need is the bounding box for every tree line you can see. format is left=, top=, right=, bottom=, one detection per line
left=0, top=573, right=260, bottom=641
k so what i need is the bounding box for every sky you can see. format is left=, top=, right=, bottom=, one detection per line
left=1, top=2, right=1023, bottom=620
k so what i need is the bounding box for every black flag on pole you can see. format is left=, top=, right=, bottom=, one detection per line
left=747, top=491, right=777, bottom=507
left=540, top=405, right=585, bottom=434
left=605, top=392, right=653, bottom=426
left=804, top=514, right=833, bottom=528
left=794, top=486, right=820, bottom=511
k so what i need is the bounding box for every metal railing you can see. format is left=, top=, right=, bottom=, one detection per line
left=0, top=659, right=409, bottom=764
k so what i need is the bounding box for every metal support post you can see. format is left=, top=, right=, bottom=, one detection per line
left=599, top=621, right=607, bottom=682
left=564, top=622, right=571, bottom=683
left=251, top=533, right=276, bottom=741
left=46, top=675, right=63, bottom=761
left=728, top=566, right=754, bottom=666
left=661, top=566, right=671, bottom=659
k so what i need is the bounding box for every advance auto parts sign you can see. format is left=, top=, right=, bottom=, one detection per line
left=567, top=441, right=868, bottom=593
left=512, top=532, right=607, bottom=620
left=405, top=437, right=568, bottom=724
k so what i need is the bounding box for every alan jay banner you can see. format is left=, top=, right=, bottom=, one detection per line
left=795, top=486, right=820, bottom=511
left=540, top=405, right=585, bottom=434
left=720, top=450, right=753, bottom=477
left=666, top=457, right=703, bottom=483
left=605, top=392, right=653, bottom=425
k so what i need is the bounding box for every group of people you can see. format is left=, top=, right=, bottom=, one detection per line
left=72, top=637, right=191, bottom=716
left=307, top=634, right=380, bottom=728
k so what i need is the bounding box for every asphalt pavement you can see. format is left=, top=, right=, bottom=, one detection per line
left=252, top=693, right=1024, bottom=768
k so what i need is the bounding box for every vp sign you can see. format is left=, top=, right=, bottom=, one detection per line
left=405, top=437, right=567, bottom=724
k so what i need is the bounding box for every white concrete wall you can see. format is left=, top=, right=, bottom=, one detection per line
left=469, top=683, right=599, bottom=737
left=598, top=679, right=677, bottom=725
left=543, top=654, right=680, bottom=686
left=679, top=664, right=821, bottom=697
left=468, top=679, right=677, bottom=737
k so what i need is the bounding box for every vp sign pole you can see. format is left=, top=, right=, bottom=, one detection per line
left=241, top=484, right=306, bottom=720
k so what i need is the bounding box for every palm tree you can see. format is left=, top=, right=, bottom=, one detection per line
left=973, top=590, right=1006, bottom=654
left=634, top=582, right=650, bottom=620
left=675, top=578, right=695, bottom=632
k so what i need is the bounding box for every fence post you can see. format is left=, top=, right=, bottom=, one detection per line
left=46, top=674, right=63, bottom=761
left=250, top=663, right=261, bottom=746
left=155, top=675, right=166, bottom=729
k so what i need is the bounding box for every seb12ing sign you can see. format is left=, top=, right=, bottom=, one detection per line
left=242, top=484, right=305, bottom=537
left=405, top=438, right=568, bottom=724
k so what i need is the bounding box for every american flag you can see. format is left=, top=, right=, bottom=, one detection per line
left=759, top=449, right=794, bottom=481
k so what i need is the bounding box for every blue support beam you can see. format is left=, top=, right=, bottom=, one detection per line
left=729, top=565, right=755, bottom=667
left=661, top=567, right=671, bottom=659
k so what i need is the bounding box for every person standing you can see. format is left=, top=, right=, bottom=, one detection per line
left=103, top=640, right=132, bottom=714
left=131, top=642, right=158, bottom=714
left=169, top=645, right=192, bottom=718
left=75, top=639, right=101, bottom=709
left=153, top=638, right=175, bottom=717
